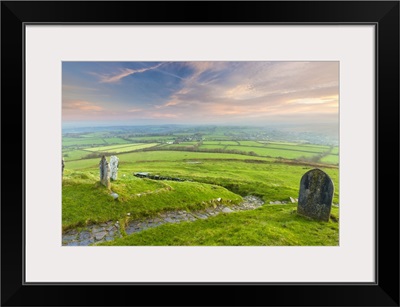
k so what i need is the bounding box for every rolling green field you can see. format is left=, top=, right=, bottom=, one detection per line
left=65, top=151, right=275, bottom=169
left=320, top=154, right=339, bottom=164
left=62, top=129, right=339, bottom=246
left=84, top=144, right=137, bottom=152
left=199, top=144, right=228, bottom=150
left=64, top=150, right=339, bottom=202
left=331, top=146, right=339, bottom=155
left=264, top=144, right=330, bottom=153
left=162, top=144, right=196, bottom=149
left=127, top=136, right=175, bottom=142
left=226, top=145, right=319, bottom=158
left=204, top=141, right=240, bottom=145
left=84, top=143, right=159, bottom=153
left=62, top=137, right=108, bottom=146
left=62, top=137, right=130, bottom=147
left=62, top=149, right=91, bottom=161
left=63, top=169, right=241, bottom=230
left=98, top=204, right=339, bottom=246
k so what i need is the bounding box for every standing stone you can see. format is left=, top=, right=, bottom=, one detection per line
left=62, top=158, right=65, bottom=178
left=297, top=168, right=334, bottom=222
left=99, top=156, right=110, bottom=188
left=109, top=156, right=119, bottom=181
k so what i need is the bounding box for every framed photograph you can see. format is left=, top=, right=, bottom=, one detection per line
left=2, top=1, right=399, bottom=306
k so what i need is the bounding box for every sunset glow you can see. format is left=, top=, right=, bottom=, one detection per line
left=62, top=61, right=339, bottom=127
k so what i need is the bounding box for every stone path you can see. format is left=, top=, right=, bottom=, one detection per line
left=62, top=196, right=264, bottom=246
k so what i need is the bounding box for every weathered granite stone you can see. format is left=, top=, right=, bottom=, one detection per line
left=99, top=156, right=110, bottom=187
left=95, top=231, right=107, bottom=241
left=62, top=158, right=65, bottom=178
left=289, top=197, right=296, bottom=203
left=110, top=193, right=119, bottom=200
left=164, top=217, right=176, bottom=223
left=79, top=239, right=94, bottom=246
left=109, top=156, right=119, bottom=181
left=92, top=226, right=105, bottom=234
left=297, top=169, right=334, bottom=222
left=63, top=235, right=77, bottom=242
left=78, top=231, right=91, bottom=241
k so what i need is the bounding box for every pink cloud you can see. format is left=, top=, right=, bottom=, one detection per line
left=63, top=100, right=105, bottom=112
left=128, top=108, right=143, bottom=113
left=94, top=63, right=163, bottom=83
left=288, top=95, right=338, bottom=105
left=150, top=112, right=179, bottom=119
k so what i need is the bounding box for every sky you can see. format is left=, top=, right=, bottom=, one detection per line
left=62, top=61, right=339, bottom=128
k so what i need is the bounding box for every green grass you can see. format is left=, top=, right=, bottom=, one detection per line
left=259, top=141, right=298, bottom=146
left=199, top=144, right=228, bottom=150
left=331, top=146, right=339, bottom=155
left=320, top=154, right=339, bottom=165
left=62, top=169, right=242, bottom=230
left=128, top=136, right=175, bottom=142
left=203, top=141, right=239, bottom=145
left=83, top=144, right=135, bottom=152
left=79, top=132, right=104, bottom=138
left=62, top=137, right=107, bottom=146
left=63, top=151, right=339, bottom=205
left=153, top=143, right=327, bottom=160
left=64, top=151, right=277, bottom=170
left=103, top=137, right=131, bottom=144
left=198, top=141, right=331, bottom=158
left=176, top=142, right=199, bottom=145
left=62, top=150, right=91, bottom=161
left=265, top=144, right=331, bottom=153
left=84, top=143, right=159, bottom=153
left=163, top=144, right=196, bottom=149
left=224, top=145, right=319, bottom=159
left=97, top=204, right=339, bottom=246
left=63, top=139, right=339, bottom=246
left=62, top=129, right=339, bottom=246
left=63, top=137, right=131, bottom=148
left=236, top=140, right=266, bottom=147
left=262, top=141, right=330, bottom=149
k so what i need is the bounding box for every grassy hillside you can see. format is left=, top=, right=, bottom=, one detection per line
left=62, top=135, right=339, bottom=246
left=63, top=152, right=338, bottom=202
left=62, top=169, right=242, bottom=231
left=98, top=204, right=339, bottom=246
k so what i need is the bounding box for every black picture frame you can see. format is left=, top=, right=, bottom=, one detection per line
left=1, top=1, right=399, bottom=306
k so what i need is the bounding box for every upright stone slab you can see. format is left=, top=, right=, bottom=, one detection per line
left=99, top=156, right=110, bottom=188
left=62, top=158, right=65, bottom=178
left=297, top=168, right=334, bottom=222
left=109, top=156, right=119, bottom=181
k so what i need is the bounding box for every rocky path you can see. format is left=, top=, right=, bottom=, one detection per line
left=62, top=196, right=264, bottom=246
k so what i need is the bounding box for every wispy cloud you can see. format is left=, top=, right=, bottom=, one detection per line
left=63, top=100, right=105, bottom=112
left=288, top=95, right=338, bottom=105
left=62, top=84, right=99, bottom=91
left=93, top=63, right=163, bottom=83
left=128, top=107, right=143, bottom=113
left=150, top=112, right=179, bottom=119
left=160, top=62, right=338, bottom=118
left=63, top=61, right=339, bottom=126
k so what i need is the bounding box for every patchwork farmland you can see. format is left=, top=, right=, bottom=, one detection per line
left=62, top=125, right=339, bottom=246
